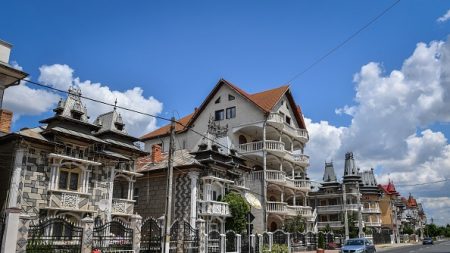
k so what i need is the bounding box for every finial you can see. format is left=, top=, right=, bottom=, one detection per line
left=114, top=98, right=118, bottom=111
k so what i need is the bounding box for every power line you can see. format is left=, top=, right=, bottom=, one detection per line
left=285, top=0, right=401, bottom=84
left=396, top=178, right=449, bottom=187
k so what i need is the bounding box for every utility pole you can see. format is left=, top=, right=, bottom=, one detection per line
left=356, top=182, right=363, bottom=238
left=163, top=117, right=176, bottom=253
left=343, top=183, right=349, bottom=240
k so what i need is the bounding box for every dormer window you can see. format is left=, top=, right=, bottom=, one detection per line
left=215, top=97, right=221, bottom=104
left=115, top=122, right=124, bottom=131
left=228, top=94, right=235, bottom=101
left=286, top=116, right=291, bottom=125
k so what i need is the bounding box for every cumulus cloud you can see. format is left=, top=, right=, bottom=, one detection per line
left=437, top=9, right=450, bottom=23
left=3, top=62, right=60, bottom=120
left=37, top=64, right=163, bottom=136
left=305, top=36, right=450, bottom=224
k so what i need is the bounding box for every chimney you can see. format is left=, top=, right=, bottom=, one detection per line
left=0, top=109, right=13, bottom=133
left=151, top=144, right=162, bottom=163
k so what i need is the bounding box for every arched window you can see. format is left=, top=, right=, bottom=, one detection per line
left=239, top=135, right=247, bottom=144
left=113, top=177, right=129, bottom=199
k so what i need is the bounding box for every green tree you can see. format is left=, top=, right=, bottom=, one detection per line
left=318, top=233, right=326, bottom=249
left=347, top=214, right=359, bottom=238
left=284, top=214, right=306, bottom=233
left=402, top=224, right=414, bottom=235
left=223, top=192, right=250, bottom=233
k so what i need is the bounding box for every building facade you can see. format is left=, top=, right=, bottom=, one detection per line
left=140, top=79, right=314, bottom=233
left=0, top=87, right=146, bottom=224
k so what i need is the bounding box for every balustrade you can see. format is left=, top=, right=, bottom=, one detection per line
left=198, top=200, right=231, bottom=216
left=266, top=201, right=287, bottom=214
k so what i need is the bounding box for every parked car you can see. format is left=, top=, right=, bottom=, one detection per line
left=422, top=237, right=433, bottom=245
left=340, top=238, right=376, bottom=253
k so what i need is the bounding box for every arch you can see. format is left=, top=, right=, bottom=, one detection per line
left=56, top=211, right=82, bottom=222
left=60, top=161, right=86, bottom=171
left=238, top=135, right=247, bottom=145
left=113, top=216, right=129, bottom=224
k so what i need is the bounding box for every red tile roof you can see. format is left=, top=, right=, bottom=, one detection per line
left=379, top=180, right=400, bottom=196
left=141, top=79, right=307, bottom=141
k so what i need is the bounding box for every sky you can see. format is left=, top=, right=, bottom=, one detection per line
left=2, top=1, right=450, bottom=225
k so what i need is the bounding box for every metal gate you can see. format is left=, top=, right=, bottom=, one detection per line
left=225, top=231, right=236, bottom=252
left=207, top=230, right=221, bottom=253
left=92, top=220, right=133, bottom=251
left=183, top=221, right=199, bottom=253
left=0, top=214, right=5, bottom=250
left=26, top=217, right=83, bottom=253
left=140, top=218, right=161, bottom=253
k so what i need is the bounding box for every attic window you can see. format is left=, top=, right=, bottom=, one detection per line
left=281, top=100, right=284, bottom=105
left=286, top=116, right=291, bottom=125
left=215, top=97, right=221, bottom=104
left=228, top=94, right=235, bottom=101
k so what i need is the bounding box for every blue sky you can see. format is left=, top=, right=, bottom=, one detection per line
left=2, top=1, right=450, bottom=224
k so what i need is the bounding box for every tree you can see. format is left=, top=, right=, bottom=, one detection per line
left=347, top=214, right=359, bottom=238
left=223, top=192, right=250, bottom=233
left=284, top=214, right=306, bottom=233
left=402, top=224, right=414, bottom=235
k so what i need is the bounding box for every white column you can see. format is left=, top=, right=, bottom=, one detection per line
left=7, top=149, right=25, bottom=208
left=128, top=180, right=133, bottom=200
left=189, top=172, right=199, bottom=228
left=293, top=194, right=296, bottom=206
left=107, top=167, right=115, bottom=222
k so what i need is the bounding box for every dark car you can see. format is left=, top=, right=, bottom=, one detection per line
left=423, top=237, right=433, bottom=245
left=341, top=238, right=376, bottom=253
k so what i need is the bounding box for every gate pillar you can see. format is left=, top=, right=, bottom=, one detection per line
left=81, top=215, right=94, bottom=253
left=258, top=234, right=263, bottom=253
left=131, top=214, right=142, bottom=252
left=220, top=234, right=225, bottom=253
left=197, top=219, right=206, bottom=253
left=1, top=208, right=22, bottom=253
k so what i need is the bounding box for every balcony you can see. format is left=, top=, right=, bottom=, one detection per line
left=112, top=198, right=134, bottom=215
left=46, top=190, right=94, bottom=212
left=267, top=201, right=288, bottom=214
left=251, top=170, right=310, bottom=191
left=267, top=112, right=309, bottom=143
left=364, top=221, right=382, bottom=227
left=198, top=200, right=231, bottom=217
left=287, top=205, right=313, bottom=217
left=316, top=205, right=342, bottom=214
left=317, top=221, right=343, bottom=229
left=237, top=140, right=285, bottom=154
left=362, top=207, right=381, bottom=213
left=285, top=152, right=310, bottom=167
left=345, top=204, right=361, bottom=211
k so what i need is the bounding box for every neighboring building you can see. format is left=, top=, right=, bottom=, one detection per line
left=0, top=87, right=147, bottom=223
left=140, top=79, right=313, bottom=232
left=379, top=180, right=404, bottom=243
left=0, top=39, right=28, bottom=135
left=400, top=194, right=426, bottom=238
left=136, top=120, right=251, bottom=232
left=309, top=153, right=382, bottom=236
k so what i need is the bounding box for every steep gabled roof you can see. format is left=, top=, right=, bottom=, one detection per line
left=379, top=180, right=400, bottom=196
left=141, top=79, right=307, bottom=141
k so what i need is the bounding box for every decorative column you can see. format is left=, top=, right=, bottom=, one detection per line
left=7, top=149, right=25, bottom=208
left=258, top=234, right=263, bottom=253
left=1, top=208, right=20, bottom=253
left=197, top=219, right=206, bottom=253
left=107, top=167, right=115, bottom=222
left=220, top=234, right=226, bottom=253
left=131, top=214, right=142, bottom=252
left=81, top=215, right=94, bottom=253
left=188, top=172, right=199, bottom=228
left=14, top=213, right=33, bottom=253
left=236, top=234, right=241, bottom=253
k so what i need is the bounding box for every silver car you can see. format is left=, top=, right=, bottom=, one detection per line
left=340, top=238, right=376, bottom=253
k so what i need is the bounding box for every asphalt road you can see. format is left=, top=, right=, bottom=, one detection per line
left=380, top=240, right=450, bottom=253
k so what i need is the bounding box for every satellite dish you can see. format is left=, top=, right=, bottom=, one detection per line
left=98, top=199, right=109, bottom=211
left=245, top=192, right=262, bottom=209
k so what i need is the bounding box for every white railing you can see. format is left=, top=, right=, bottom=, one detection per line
left=265, top=141, right=285, bottom=152
left=345, top=204, right=360, bottom=211
left=364, top=221, right=382, bottom=227
left=317, top=221, right=343, bottom=228
left=266, top=201, right=288, bottom=213
left=363, top=207, right=381, bottom=213
left=293, top=154, right=310, bottom=165
left=112, top=199, right=128, bottom=214
left=285, top=178, right=311, bottom=190
left=297, top=129, right=309, bottom=141
left=237, top=140, right=285, bottom=153
left=287, top=205, right=312, bottom=217
left=198, top=200, right=231, bottom=216
left=266, top=170, right=286, bottom=182
left=267, top=112, right=284, bottom=124
left=316, top=205, right=342, bottom=213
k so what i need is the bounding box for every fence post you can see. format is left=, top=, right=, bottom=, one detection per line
left=258, top=234, right=263, bottom=253
left=197, top=219, right=206, bottom=253
left=1, top=208, right=23, bottom=253
left=287, top=233, right=291, bottom=253
left=131, top=214, right=142, bottom=252
left=15, top=213, right=33, bottom=253
left=81, top=215, right=94, bottom=253
left=250, top=234, right=255, bottom=253
left=236, top=234, right=241, bottom=253
left=268, top=232, right=273, bottom=251
left=220, top=234, right=226, bottom=253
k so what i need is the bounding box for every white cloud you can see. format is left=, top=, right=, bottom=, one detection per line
left=3, top=62, right=60, bottom=120
left=305, top=36, right=450, bottom=225
left=437, top=9, right=450, bottom=23
left=37, top=64, right=163, bottom=136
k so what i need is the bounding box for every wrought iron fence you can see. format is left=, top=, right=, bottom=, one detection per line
left=208, top=230, right=221, bottom=253
left=169, top=220, right=179, bottom=253
left=26, top=217, right=83, bottom=253
left=0, top=213, right=5, bottom=250
left=272, top=230, right=288, bottom=245
left=183, top=221, right=199, bottom=253
left=92, top=220, right=133, bottom=251
left=225, top=231, right=236, bottom=252
left=240, top=233, right=251, bottom=253
left=140, top=218, right=161, bottom=253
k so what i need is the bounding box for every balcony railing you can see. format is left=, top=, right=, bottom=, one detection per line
left=112, top=198, right=134, bottom=215
left=198, top=200, right=231, bottom=216
left=364, top=221, right=382, bottom=227
left=48, top=190, right=92, bottom=211
left=251, top=170, right=310, bottom=191
left=266, top=170, right=286, bottom=182
left=317, top=221, right=343, bottom=228
left=316, top=205, right=342, bottom=213
left=287, top=205, right=312, bottom=217
left=363, top=207, right=381, bottom=213
left=237, top=140, right=285, bottom=154
left=286, top=178, right=311, bottom=190
left=267, top=201, right=288, bottom=214
left=267, top=112, right=309, bottom=142
left=285, top=153, right=310, bottom=166
left=345, top=204, right=361, bottom=211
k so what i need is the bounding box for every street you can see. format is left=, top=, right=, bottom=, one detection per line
left=380, top=240, right=450, bottom=253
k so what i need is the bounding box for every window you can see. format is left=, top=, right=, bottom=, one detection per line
left=215, top=97, right=221, bottom=104
left=228, top=94, right=235, bottom=101
left=133, top=187, right=139, bottom=205
left=214, top=109, right=224, bottom=121
left=226, top=106, right=236, bottom=119
left=58, top=169, right=80, bottom=191
left=285, top=116, right=291, bottom=125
